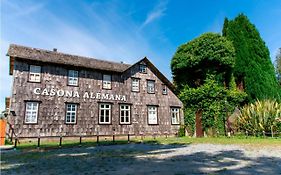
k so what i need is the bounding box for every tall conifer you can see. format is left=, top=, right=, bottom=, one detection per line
left=223, top=14, right=280, bottom=101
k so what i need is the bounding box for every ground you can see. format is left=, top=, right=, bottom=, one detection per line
left=1, top=138, right=281, bottom=175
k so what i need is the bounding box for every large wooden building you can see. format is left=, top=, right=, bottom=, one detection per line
left=7, top=44, right=183, bottom=138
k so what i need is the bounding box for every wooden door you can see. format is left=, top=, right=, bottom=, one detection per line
left=195, top=109, right=204, bottom=137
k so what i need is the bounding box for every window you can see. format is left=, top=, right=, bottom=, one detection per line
left=25, top=102, right=39, bottom=124
left=171, top=108, right=180, bottom=125
left=148, top=106, right=158, bottom=124
left=66, top=103, right=77, bottom=124
left=131, top=78, right=140, bottom=92
left=147, top=80, right=155, bottom=93
left=68, top=70, right=78, bottom=86
left=120, top=104, right=131, bottom=124
left=103, top=74, right=112, bottom=89
left=162, top=84, right=167, bottom=95
left=29, top=65, right=41, bottom=82
left=99, top=103, right=111, bottom=124
left=139, top=64, right=147, bottom=73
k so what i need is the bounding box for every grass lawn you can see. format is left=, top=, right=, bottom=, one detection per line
left=8, top=136, right=281, bottom=150
left=142, top=136, right=281, bottom=147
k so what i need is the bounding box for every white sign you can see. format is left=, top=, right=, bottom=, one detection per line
left=33, top=88, right=127, bottom=101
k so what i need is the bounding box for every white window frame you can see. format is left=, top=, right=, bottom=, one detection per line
left=131, top=78, right=140, bottom=92
left=66, top=103, right=77, bottom=124
left=120, top=104, right=131, bottom=124
left=25, top=102, right=39, bottom=124
left=148, top=106, right=158, bottom=125
left=162, top=84, right=168, bottom=95
left=139, top=64, right=147, bottom=73
left=29, top=65, right=41, bottom=82
left=102, top=74, right=112, bottom=89
left=147, top=80, right=155, bottom=93
left=68, top=70, right=79, bottom=86
left=99, top=103, right=111, bottom=124
left=171, top=108, right=180, bottom=125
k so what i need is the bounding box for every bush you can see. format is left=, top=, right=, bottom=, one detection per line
left=235, top=100, right=281, bottom=135
left=178, top=125, right=186, bottom=137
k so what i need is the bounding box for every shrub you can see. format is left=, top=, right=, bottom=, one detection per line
left=235, top=100, right=281, bottom=135
left=178, top=125, right=186, bottom=137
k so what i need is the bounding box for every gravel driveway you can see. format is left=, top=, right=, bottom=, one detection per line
left=1, top=143, right=281, bottom=175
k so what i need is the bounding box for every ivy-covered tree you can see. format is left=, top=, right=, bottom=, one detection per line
left=223, top=14, right=280, bottom=101
left=275, top=48, right=281, bottom=84
left=171, top=33, right=246, bottom=136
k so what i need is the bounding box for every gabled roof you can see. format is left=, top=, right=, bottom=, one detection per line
left=7, top=44, right=176, bottom=93
left=7, top=44, right=131, bottom=74
left=125, top=57, right=176, bottom=93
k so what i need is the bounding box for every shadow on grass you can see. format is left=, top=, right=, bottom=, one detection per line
left=1, top=139, right=281, bottom=175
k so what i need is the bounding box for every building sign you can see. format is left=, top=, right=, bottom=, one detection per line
left=33, top=88, right=127, bottom=101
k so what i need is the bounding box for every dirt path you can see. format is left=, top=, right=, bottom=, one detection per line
left=1, top=143, right=281, bottom=175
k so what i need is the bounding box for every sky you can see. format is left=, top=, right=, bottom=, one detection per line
left=1, top=0, right=281, bottom=110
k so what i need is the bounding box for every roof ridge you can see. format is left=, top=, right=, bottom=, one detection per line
left=9, top=44, right=131, bottom=67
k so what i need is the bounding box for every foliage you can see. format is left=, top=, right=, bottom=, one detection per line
left=178, top=125, right=186, bottom=137
left=275, top=48, right=281, bottom=84
left=171, top=32, right=235, bottom=90
left=171, top=33, right=246, bottom=135
left=223, top=14, right=280, bottom=102
left=235, top=100, right=281, bottom=135
left=180, top=75, right=246, bottom=134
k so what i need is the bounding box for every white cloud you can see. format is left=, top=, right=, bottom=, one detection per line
left=0, top=0, right=170, bottom=110
left=140, top=0, right=168, bottom=29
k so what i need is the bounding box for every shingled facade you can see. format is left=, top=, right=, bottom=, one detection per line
left=7, top=44, right=183, bottom=138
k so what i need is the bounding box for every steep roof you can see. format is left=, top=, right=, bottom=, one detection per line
left=7, top=44, right=131, bottom=74
left=125, top=57, right=176, bottom=93
left=7, top=44, right=176, bottom=93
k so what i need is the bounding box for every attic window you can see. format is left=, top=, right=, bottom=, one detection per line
left=162, top=84, right=167, bottom=95
left=29, top=65, right=41, bottom=82
left=139, top=64, right=147, bottom=73
left=103, top=74, right=112, bottom=89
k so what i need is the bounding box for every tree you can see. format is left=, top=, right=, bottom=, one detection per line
left=171, top=33, right=235, bottom=90
left=222, top=14, right=280, bottom=102
left=171, top=33, right=246, bottom=136
left=275, top=48, right=281, bottom=84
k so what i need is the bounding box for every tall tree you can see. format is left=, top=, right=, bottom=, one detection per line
left=223, top=14, right=280, bottom=101
left=275, top=48, right=281, bottom=84
left=171, top=33, right=246, bottom=136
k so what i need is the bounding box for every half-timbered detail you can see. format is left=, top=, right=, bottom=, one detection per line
left=7, top=44, right=183, bottom=137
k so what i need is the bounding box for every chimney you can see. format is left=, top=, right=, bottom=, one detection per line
left=53, top=48, right=57, bottom=52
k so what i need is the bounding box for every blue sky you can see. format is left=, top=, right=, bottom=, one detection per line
left=1, top=0, right=281, bottom=110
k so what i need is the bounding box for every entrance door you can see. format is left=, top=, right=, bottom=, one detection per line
left=195, top=109, right=204, bottom=137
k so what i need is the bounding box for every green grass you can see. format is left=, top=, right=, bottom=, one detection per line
left=141, top=136, right=281, bottom=147
left=8, top=136, right=281, bottom=150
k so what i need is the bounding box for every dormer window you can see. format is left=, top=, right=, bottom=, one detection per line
left=139, top=64, right=147, bottom=73
left=103, top=74, right=112, bottom=89
left=29, top=65, right=41, bottom=82
left=68, top=70, right=79, bottom=86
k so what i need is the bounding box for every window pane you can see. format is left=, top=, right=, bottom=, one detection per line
left=147, top=80, right=155, bottom=93
left=68, top=70, right=78, bottom=85
left=25, top=102, right=38, bottom=123
left=139, top=64, right=147, bottom=73
left=66, top=104, right=77, bottom=123
left=29, top=65, right=41, bottom=82
left=132, top=78, right=140, bottom=92
left=148, top=106, right=157, bottom=124
left=171, top=108, right=180, bottom=124
left=99, top=103, right=111, bottom=124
